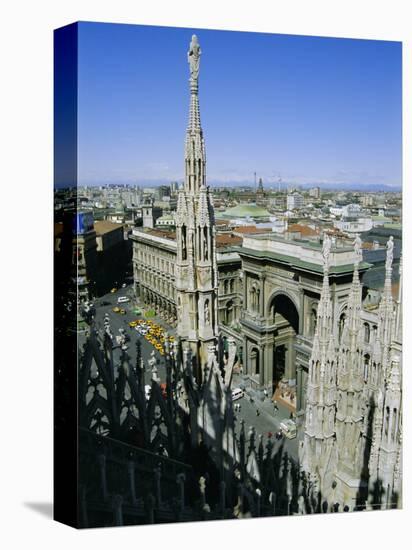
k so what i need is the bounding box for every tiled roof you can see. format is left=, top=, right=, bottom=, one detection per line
left=146, top=229, right=176, bottom=240
left=94, top=220, right=124, bottom=235
left=216, top=234, right=243, bottom=248
left=233, top=226, right=270, bottom=235
left=286, top=224, right=319, bottom=237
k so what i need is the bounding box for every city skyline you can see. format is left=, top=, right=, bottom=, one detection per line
left=76, top=22, right=402, bottom=189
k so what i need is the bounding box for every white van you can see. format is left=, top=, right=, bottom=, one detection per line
left=117, top=296, right=130, bottom=304
left=232, top=388, right=244, bottom=401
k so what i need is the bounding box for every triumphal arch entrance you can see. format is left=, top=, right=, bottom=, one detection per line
left=238, top=234, right=368, bottom=417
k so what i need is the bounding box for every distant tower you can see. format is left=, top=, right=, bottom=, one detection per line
left=175, top=35, right=219, bottom=382
left=142, top=198, right=155, bottom=228
left=256, top=177, right=265, bottom=204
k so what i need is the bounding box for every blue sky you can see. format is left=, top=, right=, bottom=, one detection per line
left=77, top=22, right=402, bottom=188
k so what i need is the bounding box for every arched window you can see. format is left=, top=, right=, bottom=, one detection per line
left=364, top=323, right=370, bottom=343
left=392, top=408, right=397, bottom=442
left=385, top=407, right=390, bottom=438
left=339, top=312, right=346, bottom=343
left=250, top=284, right=257, bottom=311
left=226, top=300, right=234, bottom=325
left=203, top=227, right=208, bottom=261
left=181, top=226, right=187, bottom=260
left=251, top=348, right=260, bottom=375
left=363, top=354, right=370, bottom=383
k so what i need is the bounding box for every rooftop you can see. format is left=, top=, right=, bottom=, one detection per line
left=239, top=233, right=370, bottom=275
left=217, top=203, right=271, bottom=219
left=232, top=225, right=271, bottom=235
left=216, top=234, right=243, bottom=248
left=286, top=223, right=319, bottom=237
left=94, top=220, right=124, bottom=235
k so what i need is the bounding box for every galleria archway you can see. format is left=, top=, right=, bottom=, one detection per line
left=268, top=293, right=300, bottom=408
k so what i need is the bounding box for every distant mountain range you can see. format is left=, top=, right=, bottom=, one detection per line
left=207, top=181, right=402, bottom=193
left=290, top=182, right=401, bottom=192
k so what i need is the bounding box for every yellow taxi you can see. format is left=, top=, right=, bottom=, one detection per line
left=110, top=288, right=117, bottom=294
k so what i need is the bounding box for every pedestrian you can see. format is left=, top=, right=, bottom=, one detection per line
left=256, top=409, right=260, bottom=417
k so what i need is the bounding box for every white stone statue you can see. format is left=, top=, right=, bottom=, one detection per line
left=386, top=235, right=394, bottom=271
left=204, top=300, right=210, bottom=324
left=188, top=35, right=201, bottom=80
left=353, top=233, right=362, bottom=264
left=322, top=233, right=332, bottom=270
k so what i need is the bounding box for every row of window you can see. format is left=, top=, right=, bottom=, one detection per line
left=138, top=270, right=176, bottom=299
left=220, top=278, right=237, bottom=295
left=135, top=246, right=174, bottom=274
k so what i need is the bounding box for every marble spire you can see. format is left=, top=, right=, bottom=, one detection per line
left=300, top=233, right=338, bottom=499
left=185, top=34, right=206, bottom=194
left=175, top=35, right=219, bottom=382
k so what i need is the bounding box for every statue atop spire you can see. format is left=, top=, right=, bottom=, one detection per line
left=322, top=233, right=332, bottom=273
left=385, top=235, right=394, bottom=272
left=353, top=233, right=362, bottom=266
left=188, top=35, right=201, bottom=81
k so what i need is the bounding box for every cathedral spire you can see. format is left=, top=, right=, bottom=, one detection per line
left=334, top=234, right=364, bottom=489
left=176, top=36, right=219, bottom=382
left=300, top=233, right=338, bottom=498
left=378, top=236, right=396, bottom=380
left=185, top=35, right=206, bottom=194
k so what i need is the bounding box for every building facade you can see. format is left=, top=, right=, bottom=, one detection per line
left=287, top=192, right=304, bottom=210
